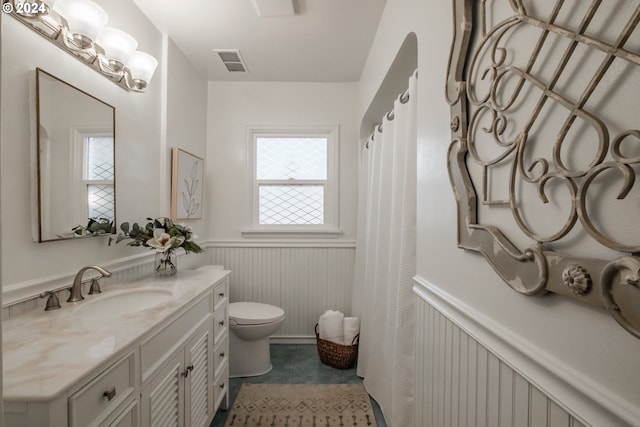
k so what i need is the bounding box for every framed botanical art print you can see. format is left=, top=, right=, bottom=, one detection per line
left=171, top=147, right=204, bottom=220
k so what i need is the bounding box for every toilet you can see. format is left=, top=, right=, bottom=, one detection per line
left=228, top=302, right=285, bottom=377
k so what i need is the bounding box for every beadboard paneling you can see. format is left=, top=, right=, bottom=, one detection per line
left=414, top=278, right=594, bottom=427
left=209, top=245, right=355, bottom=340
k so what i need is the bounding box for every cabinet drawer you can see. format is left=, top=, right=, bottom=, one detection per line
left=213, top=335, right=228, bottom=378
left=105, top=400, right=138, bottom=427
left=69, top=352, right=135, bottom=427
left=213, top=279, right=228, bottom=311
left=213, top=365, right=229, bottom=411
left=213, top=307, right=227, bottom=344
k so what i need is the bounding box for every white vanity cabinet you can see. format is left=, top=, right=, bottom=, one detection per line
left=139, top=290, right=218, bottom=427
left=3, top=267, right=231, bottom=427
left=140, top=321, right=214, bottom=427
left=139, top=276, right=230, bottom=427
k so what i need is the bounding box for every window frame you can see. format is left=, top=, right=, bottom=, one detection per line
left=243, top=126, right=341, bottom=237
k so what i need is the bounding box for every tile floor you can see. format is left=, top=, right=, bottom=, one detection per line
left=210, top=344, right=387, bottom=427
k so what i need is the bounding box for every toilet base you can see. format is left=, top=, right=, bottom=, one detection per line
left=229, top=330, right=273, bottom=378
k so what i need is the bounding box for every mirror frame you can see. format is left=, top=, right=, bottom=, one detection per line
left=35, top=68, right=117, bottom=242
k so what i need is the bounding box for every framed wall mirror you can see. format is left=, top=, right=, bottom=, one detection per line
left=35, top=68, right=116, bottom=242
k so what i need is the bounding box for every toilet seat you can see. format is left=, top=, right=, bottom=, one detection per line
left=229, top=302, right=285, bottom=326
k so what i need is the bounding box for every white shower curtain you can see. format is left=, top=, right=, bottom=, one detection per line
left=352, top=71, right=417, bottom=427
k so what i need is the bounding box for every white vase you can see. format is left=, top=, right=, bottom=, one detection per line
left=154, top=250, right=177, bottom=276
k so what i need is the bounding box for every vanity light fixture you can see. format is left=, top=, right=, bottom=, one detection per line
left=4, top=0, right=158, bottom=92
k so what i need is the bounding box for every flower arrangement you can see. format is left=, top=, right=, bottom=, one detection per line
left=109, top=217, right=203, bottom=275
left=110, top=217, right=203, bottom=253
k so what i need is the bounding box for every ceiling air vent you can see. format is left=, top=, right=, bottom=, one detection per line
left=214, top=49, right=248, bottom=73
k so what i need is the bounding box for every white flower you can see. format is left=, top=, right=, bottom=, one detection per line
left=147, top=228, right=185, bottom=253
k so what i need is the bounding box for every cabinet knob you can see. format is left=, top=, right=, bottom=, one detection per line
left=103, top=386, right=116, bottom=401
left=182, top=364, right=194, bottom=377
left=219, top=382, right=225, bottom=390
left=218, top=292, right=225, bottom=298
left=219, top=320, right=225, bottom=327
left=219, top=352, right=225, bottom=358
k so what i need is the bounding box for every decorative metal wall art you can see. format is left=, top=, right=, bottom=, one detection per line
left=446, top=0, right=640, bottom=338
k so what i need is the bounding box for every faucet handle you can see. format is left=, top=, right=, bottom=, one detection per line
left=39, top=291, right=61, bottom=311
left=89, top=278, right=102, bottom=295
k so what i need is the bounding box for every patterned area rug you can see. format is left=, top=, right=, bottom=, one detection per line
left=224, top=383, right=377, bottom=427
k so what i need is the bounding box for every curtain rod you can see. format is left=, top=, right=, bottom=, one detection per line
left=366, top=89, right=410, bottom=148
left=366, top=70, right=418, bottom=148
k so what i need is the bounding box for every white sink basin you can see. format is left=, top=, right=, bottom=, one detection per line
left=77, top=288, right=173, bottom=318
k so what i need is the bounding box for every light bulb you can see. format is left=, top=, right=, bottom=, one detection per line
left=98, top=27, right=138, bottom=72
left=55, top=0, right=107, bottom=47
left=128, top=50, right=158, bottom=89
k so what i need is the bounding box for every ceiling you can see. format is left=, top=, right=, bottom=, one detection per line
left=132, top=0, right=387, bottom=82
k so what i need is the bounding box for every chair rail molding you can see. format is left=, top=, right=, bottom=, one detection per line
left=446, top=0, right=640, bottom=338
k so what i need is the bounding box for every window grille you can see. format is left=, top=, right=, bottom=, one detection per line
left=85, top=136, right=114, bottom=221
left=248, top=128, right=338, bottom=233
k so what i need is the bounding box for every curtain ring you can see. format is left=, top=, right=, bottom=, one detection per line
left=366, top=134, right=374, bottom=149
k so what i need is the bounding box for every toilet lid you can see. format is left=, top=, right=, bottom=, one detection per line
left=229, top=302, right=285, bottom=325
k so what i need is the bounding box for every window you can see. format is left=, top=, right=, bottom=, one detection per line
left=84, top=135, right=115, bottom=221
left=245, top=127, right=339, bottom=235
left=72, top=130, right=115, bottom=226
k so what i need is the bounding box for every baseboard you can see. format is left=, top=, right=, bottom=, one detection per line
left=270, top=336, right=316, bottom=345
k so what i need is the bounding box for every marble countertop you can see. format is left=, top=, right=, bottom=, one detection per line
left=2, top=265, right=230, bottom=401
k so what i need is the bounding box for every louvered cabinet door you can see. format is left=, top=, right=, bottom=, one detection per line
left=184, top=325, right=215, bottom=427
left=140, top=350, right=184, bottom=427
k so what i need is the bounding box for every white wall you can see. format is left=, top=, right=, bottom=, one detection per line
left=0, top=0, right=208, bottom=301
left=358, top=0, right=640, bottom=425
left=206, top=81, right=359, bottom=242
left=206, top=82, right=359, bottom=338
left=164, top=37, right=209, bottom=270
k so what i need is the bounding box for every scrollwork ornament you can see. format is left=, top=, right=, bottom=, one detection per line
left=601, top=256, right=640, bottom=339
left=562, top=265, right=591, bottom=296
left=446, top=0, right=640, bottom=339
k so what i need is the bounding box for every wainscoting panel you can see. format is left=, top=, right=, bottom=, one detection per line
left=414, top=279, right=589, bottom=427
left=209, top=244, right=355, bottom=340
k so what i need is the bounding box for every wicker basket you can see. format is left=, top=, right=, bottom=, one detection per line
left=315, top=323, right=359, bottom=369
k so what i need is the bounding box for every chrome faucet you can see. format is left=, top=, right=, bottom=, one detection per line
left=68, top=266, right=112, bottom=303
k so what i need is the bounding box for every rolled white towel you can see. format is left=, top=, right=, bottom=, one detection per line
left=319, top=310, right=344, bottom=344
left=343, top=317, right=360, bottom=345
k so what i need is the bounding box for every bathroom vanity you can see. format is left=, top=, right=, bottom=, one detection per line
left=3, top=265, right=230, bottom=427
